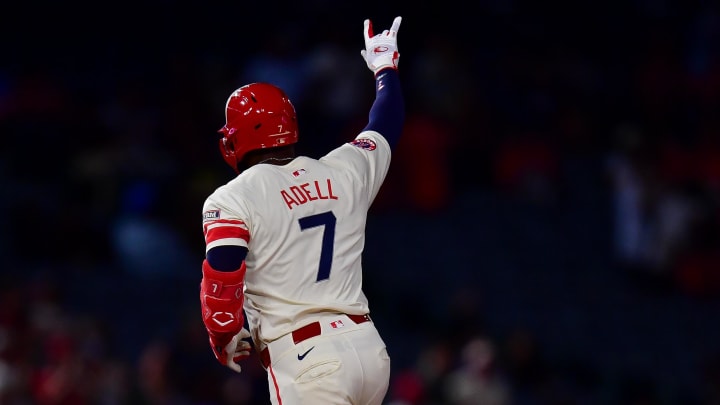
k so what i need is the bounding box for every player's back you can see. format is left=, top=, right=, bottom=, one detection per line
left=207, top=132, right=390, bottom=342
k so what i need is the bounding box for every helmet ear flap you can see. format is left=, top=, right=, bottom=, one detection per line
left=219, top=130, right=239, bottom=173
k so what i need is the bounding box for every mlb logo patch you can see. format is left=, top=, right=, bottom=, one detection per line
left=350, top=138, right=377, bottom=151
left=292, top=168, right=306, bottom=178
left=329, top=320, right=345, bottom=329
left=203, top=210, right=220, bottom=221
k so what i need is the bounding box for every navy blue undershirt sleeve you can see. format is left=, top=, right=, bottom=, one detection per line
left=362, top=69, right=404, bottom=150
left=206, top=245, right=247, bottom=271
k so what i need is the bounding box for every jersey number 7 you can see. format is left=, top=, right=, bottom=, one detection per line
left=298, top=211, right=336, bottom=282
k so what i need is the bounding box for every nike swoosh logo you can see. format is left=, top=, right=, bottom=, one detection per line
left=297, top=346, right=315, bottom=361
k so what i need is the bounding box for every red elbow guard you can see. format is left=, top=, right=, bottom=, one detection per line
left=200, top=259, right=247, bottom=347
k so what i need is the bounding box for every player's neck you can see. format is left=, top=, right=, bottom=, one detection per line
left=245, top=145, right=296, bottom=167
left=257, top=157, right=294, bottom=165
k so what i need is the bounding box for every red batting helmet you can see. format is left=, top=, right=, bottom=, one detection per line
left=218, top=83, right=299, bottom=172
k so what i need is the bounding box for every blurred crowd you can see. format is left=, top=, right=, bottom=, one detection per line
left=2, top=1, right=720, bottom=404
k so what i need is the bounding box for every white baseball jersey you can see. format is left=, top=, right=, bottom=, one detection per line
left=202, top=131, right=391, bottom=344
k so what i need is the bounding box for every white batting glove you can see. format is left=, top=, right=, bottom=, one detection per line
left=361, top=16, right=402, bottom=75
left=223, top=327, right=252, bottom=373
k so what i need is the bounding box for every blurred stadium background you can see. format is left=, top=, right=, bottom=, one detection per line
left=2, top=0, right=720, bottom=404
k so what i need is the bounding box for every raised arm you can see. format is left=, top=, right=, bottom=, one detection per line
left=361, top=16, right=404, bottom=149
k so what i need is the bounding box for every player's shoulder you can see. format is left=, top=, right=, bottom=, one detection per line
left=202, top=177, right=255, bottom=220
left=203, top=174, right=245, bottom=206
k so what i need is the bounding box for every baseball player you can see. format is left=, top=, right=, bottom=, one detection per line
left=199, top=16, right=404, bottom=404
